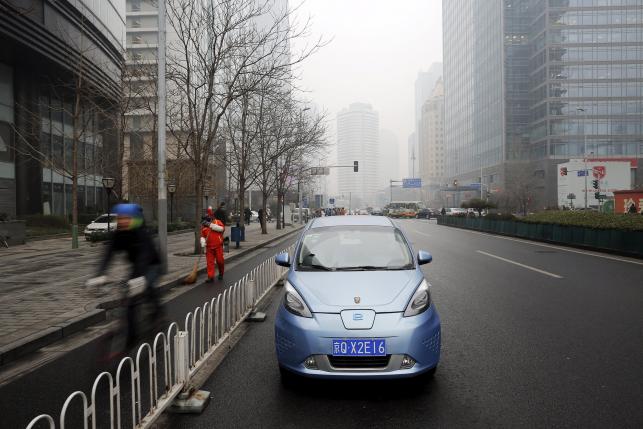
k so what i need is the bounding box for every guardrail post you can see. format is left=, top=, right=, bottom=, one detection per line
left=246, top=277, right=266, bottom=322
left=169, top=331, right=210, bottom=414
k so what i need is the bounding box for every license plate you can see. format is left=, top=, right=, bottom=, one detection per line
left=332, top=339, right=386, bottom=356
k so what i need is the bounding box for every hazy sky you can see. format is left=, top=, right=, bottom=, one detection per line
left=290, top=0, right=443, bottom=181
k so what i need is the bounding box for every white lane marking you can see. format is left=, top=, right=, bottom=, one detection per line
left=446, top=226, right=643, bottom=267
left=476, top=250, right=564, bottom=279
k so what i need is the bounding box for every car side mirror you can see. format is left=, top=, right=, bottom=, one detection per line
left=275, top=252, right=291, bottom=267
left=417, top=250, right=432, bottom=265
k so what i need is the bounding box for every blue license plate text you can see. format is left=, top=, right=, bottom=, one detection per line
left=332, top=339, right=386, bottom=356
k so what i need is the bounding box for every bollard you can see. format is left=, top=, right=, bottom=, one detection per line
left=246, top=278, right=266, bottom=322
left=169, top=331, right=210, bottom=414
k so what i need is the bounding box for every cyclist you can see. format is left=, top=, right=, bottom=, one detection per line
left=86, top=203, right=163, bottom=347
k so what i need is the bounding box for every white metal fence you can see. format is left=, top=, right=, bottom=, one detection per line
left=26, top=248, right=291, bottom=429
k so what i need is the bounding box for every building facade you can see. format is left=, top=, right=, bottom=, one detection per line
left=418, top=78, right=446, bottom=203
left=0, top=0, right=126, bottom=217
left=443, top=0, right=643, bottom=209
left=411, top=63, right=442, bottom=178
left=337, top=103, right=379, bottom=207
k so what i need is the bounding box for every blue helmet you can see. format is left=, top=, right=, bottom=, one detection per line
left=112, top=203, right=143, bottom=219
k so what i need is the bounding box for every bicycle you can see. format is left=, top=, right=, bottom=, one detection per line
left=0, top=233, right=9, bottom=249
left=93, top=278, right=166, bottom=365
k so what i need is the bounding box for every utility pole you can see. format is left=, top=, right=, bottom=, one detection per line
left=157, top=0, right=167, bottom=273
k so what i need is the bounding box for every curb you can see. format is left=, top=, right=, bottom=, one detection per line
left=0, top=226, right=302, bottom=366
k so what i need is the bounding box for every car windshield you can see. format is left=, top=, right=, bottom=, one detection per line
left=94, top=215, right=115, bottom=223
left=296, top=226, right=414, bottom=271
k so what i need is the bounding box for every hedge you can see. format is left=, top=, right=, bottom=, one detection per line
left=521, top=211, right=643, bottom=232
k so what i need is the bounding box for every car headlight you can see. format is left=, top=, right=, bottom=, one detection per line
left=284, top=281, right=312, bottom=318
left=403, top=279, right=431, bottom=317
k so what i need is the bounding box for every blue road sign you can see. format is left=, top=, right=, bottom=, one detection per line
left=329, top=198, right=335, bottom=205
left=577, top=170, right=588, bottom=177
left=402, top=178, right=422, bottom=188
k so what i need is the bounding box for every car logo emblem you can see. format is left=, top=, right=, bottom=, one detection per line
left=353, top=312, right=363, bottom=321
left=354, top=296, right=360, bottom=304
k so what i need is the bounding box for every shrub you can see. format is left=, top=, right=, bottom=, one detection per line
left=484, top=213, right=516, bottom=221
left=520, top=211, right=643, bottom=231
left=22, top=214, right=69, bottom=228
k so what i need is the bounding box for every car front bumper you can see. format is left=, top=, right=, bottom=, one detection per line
left=275, top=303, right=441, bottom=379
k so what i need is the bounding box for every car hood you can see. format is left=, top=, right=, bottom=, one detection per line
left=287, top=270, right=423, bottom=313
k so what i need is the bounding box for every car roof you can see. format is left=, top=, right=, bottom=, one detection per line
left=309, top=216, right=394, bottom=229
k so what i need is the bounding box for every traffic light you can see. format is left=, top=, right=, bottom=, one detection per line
left=453, top=179, right=458, bottom=187
left=592, top=180, right=599, bottom=190
left=560, top=167, right=568, bottom=176
left=353, top=161, right=358, bottom=172
left=595, top=192, right=601, bottom=200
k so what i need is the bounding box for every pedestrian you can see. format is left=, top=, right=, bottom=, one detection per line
left=244, top=207, right=251, bottom=225
left=86, top=203, right=163, bottom=347
left=214, top=201, right=227, bottom=225
left=441, top=207, right=446, bottom=216
left=201, top=206, right=225, bottom=282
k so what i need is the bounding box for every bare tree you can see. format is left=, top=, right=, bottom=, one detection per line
left=165, top=0, right=324, bottom=252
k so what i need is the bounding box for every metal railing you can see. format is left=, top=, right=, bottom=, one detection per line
left=26, top=247, right=292, bottom=429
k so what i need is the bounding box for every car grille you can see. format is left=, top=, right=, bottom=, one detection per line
left=327, top=355, right=391, bottom=369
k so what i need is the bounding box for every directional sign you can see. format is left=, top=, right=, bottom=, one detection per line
left=402, top=178, right=421, bottom=188
left=329, top=198, right=335, bottom=205
left=311, top=167, right=330, bottom=176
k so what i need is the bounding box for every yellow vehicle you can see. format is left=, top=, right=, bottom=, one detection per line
left=385, top=201, right=424, bottom=218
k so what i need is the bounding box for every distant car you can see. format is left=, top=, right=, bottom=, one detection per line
left=250, top=210, right=259, bottom=222
left=444, top=208, right=467, bottom=216
left=358, top=209, right=369, bottom=215
left=371, top=208, right=384, bottom=216
left=416, top=208, right=434, bottom=219
left=274, top=216, right=440, bottom=382
left=83, top=214, right=116, bottom=240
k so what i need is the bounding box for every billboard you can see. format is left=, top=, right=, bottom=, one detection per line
left=557, top=160, right=631, bottom=207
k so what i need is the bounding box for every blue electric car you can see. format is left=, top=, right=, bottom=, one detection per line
left=274, top=216, right=441, bottom=381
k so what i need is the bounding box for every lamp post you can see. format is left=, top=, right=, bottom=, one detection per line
left=577, top=107, right=588, bottom=209
left=167, top=181, right=176, bottom=224
left=101, top=177, right=115, bottom=233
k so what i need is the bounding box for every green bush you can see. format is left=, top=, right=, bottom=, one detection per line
left=22, top=214, right=69, bottom=228
left=484, top=213, right=516, bottom=221
left=520, top=211, right=643, bottom=231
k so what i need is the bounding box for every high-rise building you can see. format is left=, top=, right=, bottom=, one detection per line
left=337, top=103, right=379, bottom=207
left=443, top=0, right=643, bottom=208
left=0, top=0, right=125, bottom=217
left=411, top=63, right=442, bottom=177
left=418, top=78, right=446, bottom=200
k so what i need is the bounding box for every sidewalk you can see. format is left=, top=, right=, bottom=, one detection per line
left=0, top=222, right=301, bottom=365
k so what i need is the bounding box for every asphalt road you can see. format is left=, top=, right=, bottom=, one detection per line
left=0, top=232, right=298, bottom=429
left=167, top=219, right=643, bottom=429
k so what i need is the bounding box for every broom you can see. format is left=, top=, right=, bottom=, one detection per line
left=183, top=230, right=210, bottom=284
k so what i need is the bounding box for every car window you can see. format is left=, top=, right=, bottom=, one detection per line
left=296, top=226, right=414, bottom=271
left=94, top=215, right=115, bottom=223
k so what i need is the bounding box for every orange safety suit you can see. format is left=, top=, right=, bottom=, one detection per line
left=201, top=208, right=225, bottom=280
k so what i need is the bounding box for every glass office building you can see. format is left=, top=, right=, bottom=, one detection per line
left=443, top=0, right=643, bottom=207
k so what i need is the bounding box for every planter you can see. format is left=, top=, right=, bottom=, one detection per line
left=0, top=220, right=27, bottom=246
left=437, top=216, right=643, bottom=258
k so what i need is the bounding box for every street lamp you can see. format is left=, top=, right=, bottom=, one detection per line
left=167, top=181, right=176, bottom=224
left=101, top=177, right=115, bottom=233
left=577, top=107, right=588, bottom=209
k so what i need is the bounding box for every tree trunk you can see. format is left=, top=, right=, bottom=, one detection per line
left=261, top=191, right=268, bottom=234
left=237, top=177, right=246, bottom=235
left=276, top=191, right=282, bottom=230
left=193, top=170, right=203, bottom=254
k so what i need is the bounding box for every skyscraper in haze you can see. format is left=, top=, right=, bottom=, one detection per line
left=410, top=63, right=442, bottom=178
left=443, top=0, right=643, bottom=207
left=337, top=103, right=379, bottom=207
left=419, top=78, right=445, bottom=202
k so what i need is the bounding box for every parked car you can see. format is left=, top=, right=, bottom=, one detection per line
left=83, top=214, right=117, bottom=240
left=274, top=216, right=440, bottom=382
left=371, top=208, right=384, bottom=216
